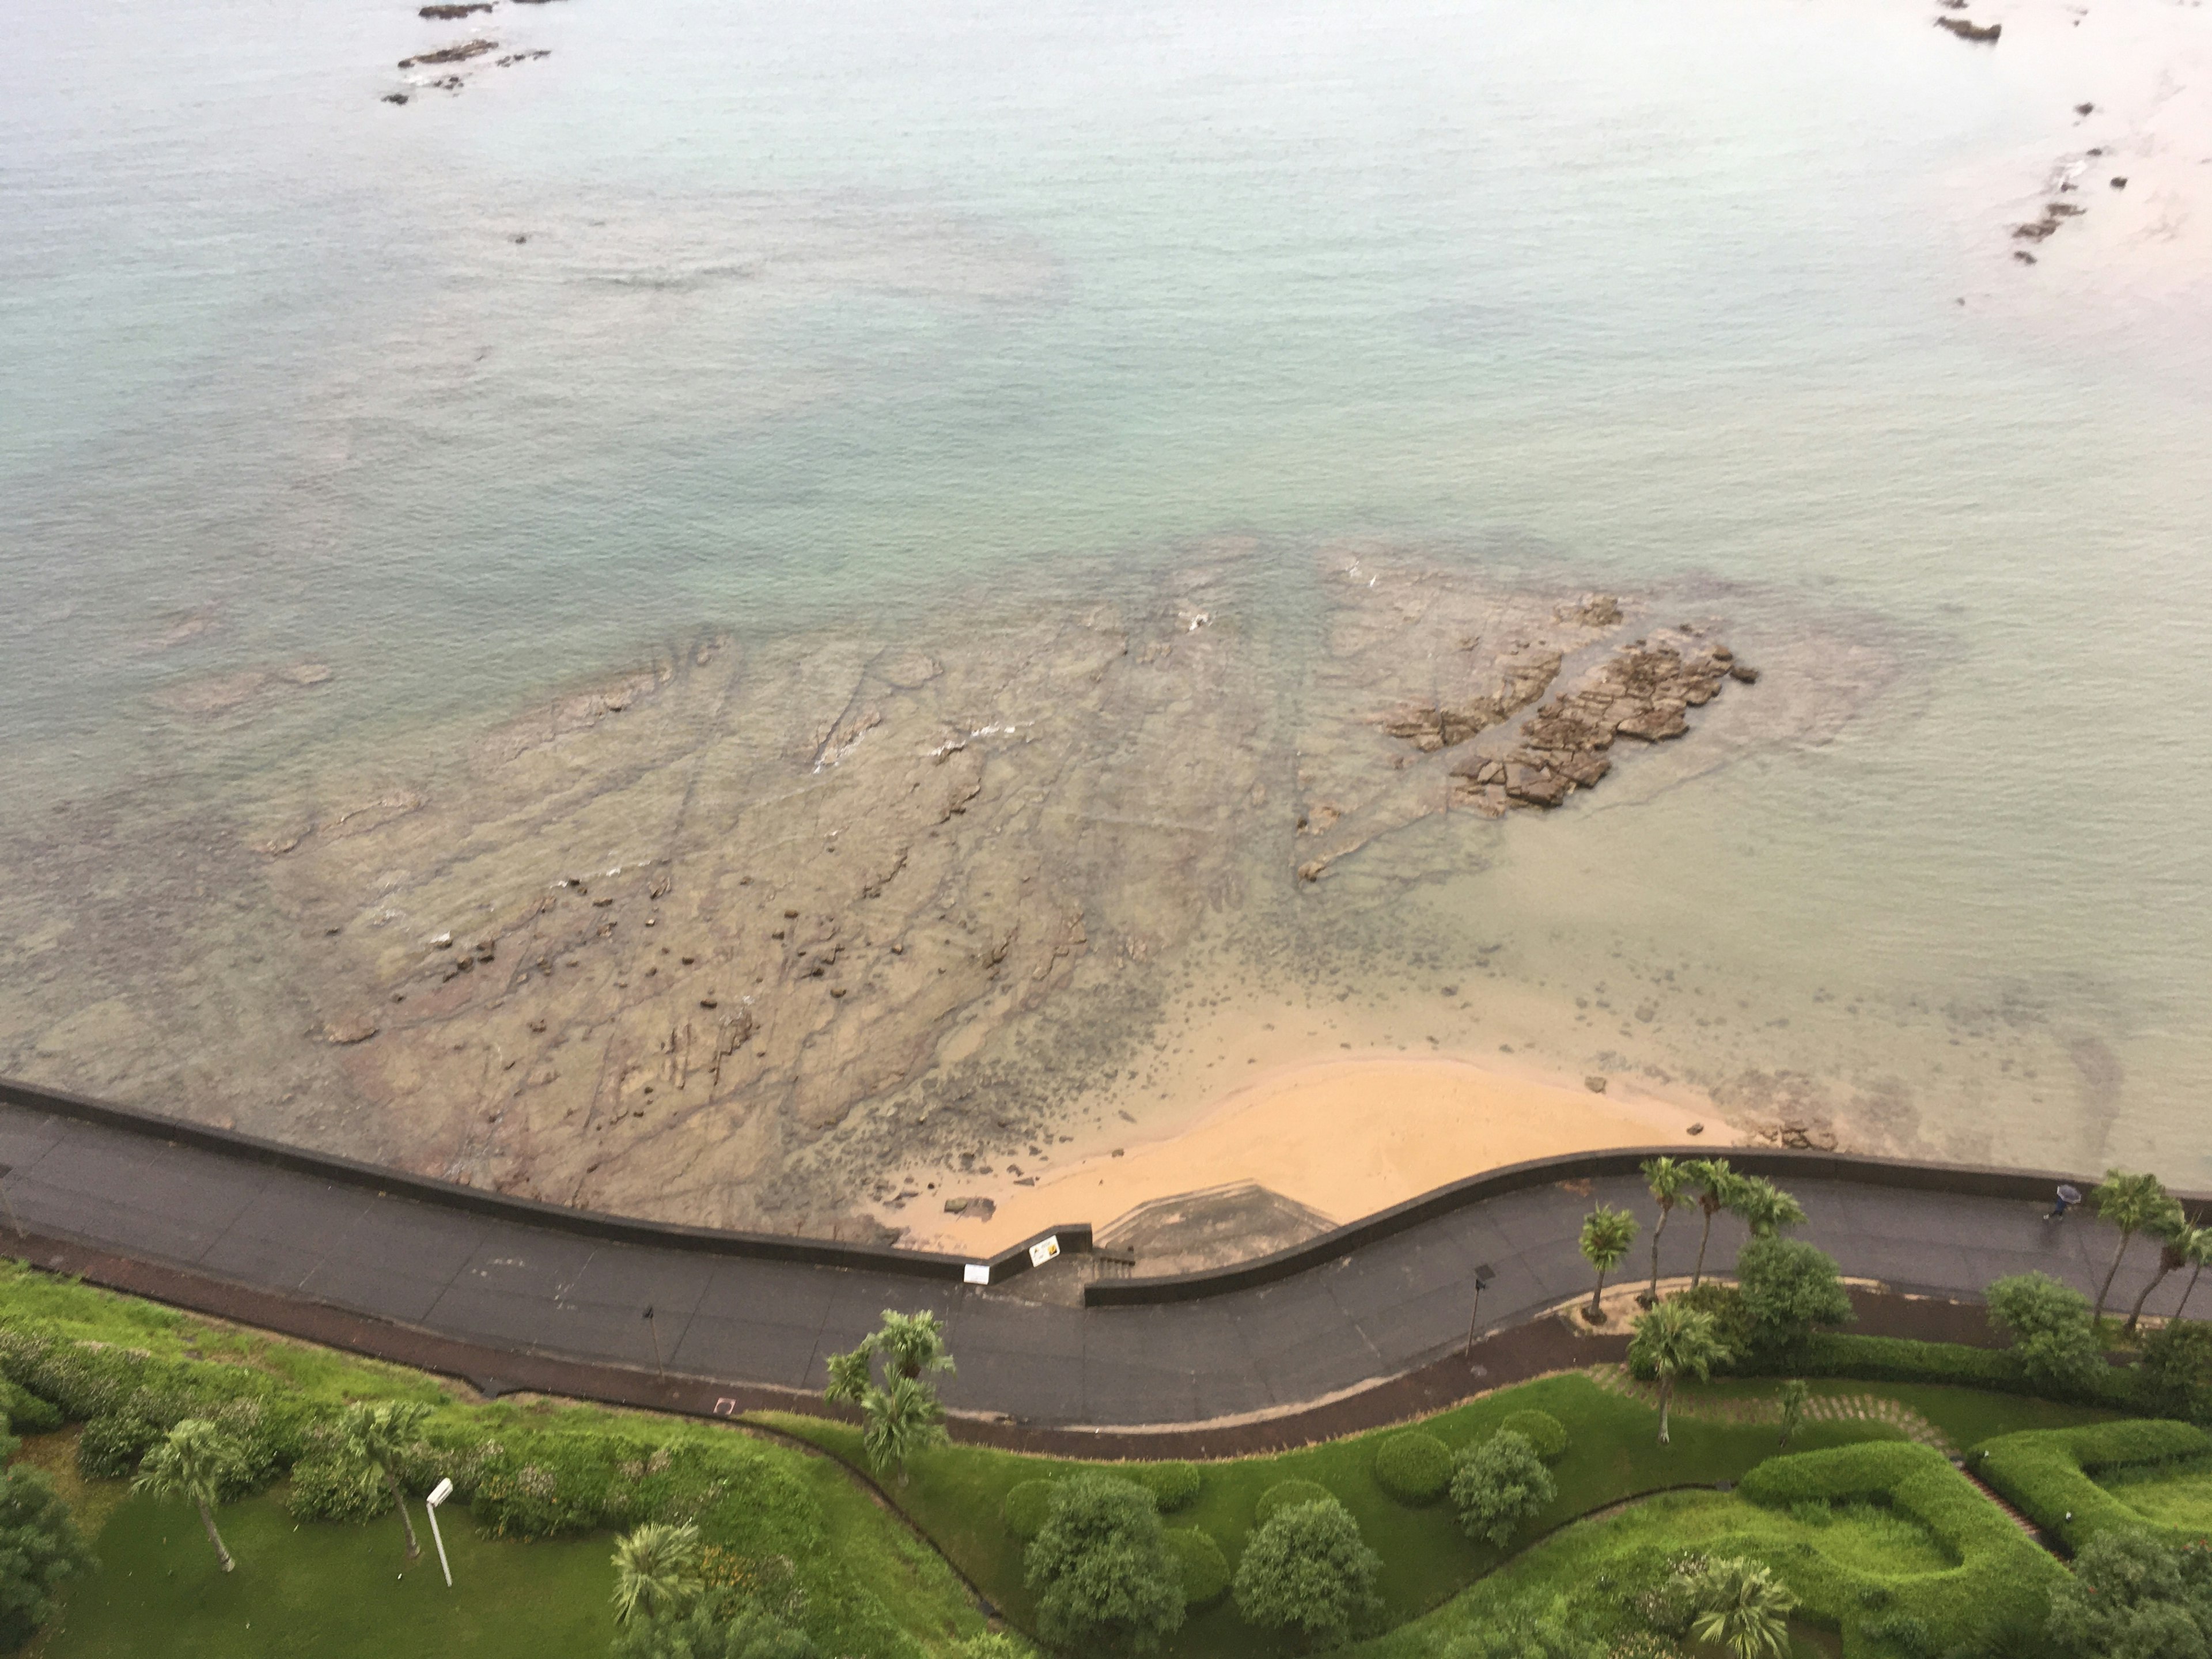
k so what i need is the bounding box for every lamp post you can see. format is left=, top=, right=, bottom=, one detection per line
left=1464, top=1264, right=1497, bottom=1361
left=643, top=1304, right=662, bottom=1374
left=425, top=1477, right=455, bottom=1588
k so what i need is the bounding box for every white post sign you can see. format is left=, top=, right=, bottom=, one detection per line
left=425, top=1476, right=455, bottom=1588
left=1028, top=1235, right=1060, bottom=1268
left=963, top=1262, right=991, bottom=1285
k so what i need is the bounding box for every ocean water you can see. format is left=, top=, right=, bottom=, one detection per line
left=5, top=0, right=2210, bottom=1183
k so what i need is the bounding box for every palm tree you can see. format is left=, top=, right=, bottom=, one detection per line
left=2173, top=1225, right=2212, bottom=1322
left=872, top=1310, right=956, bottom=1381
left=2125, top=1211, right=2198, bottom=1336
left=860, top=1374, right=947, bottom=1486
left=611, top=1521, right=702, bottom=1624
left=1776, top=1380, right=1809, bottom=1450
left=1579, top=1204, right=1639, bottom=1324
left=824, top=1343, right=874, bottom=1407
left=1690, top=1557, right=1797, bottom=1659
left=1629, top=1300, right=1727, bottom=1446
left=1686, top=1159, right=1740, bottom=1290
left=334, top=1399, right=431, bottom=1559
left=131, top=1419, right=243, bottom=1573
left=2090, top=1170, right=2179, bottom=1324
left=1730, top=1178, right=1806, bottom=1241
left=1641, top=1156, right=1691, bottom=1307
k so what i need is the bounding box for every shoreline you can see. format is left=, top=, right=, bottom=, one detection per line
left=903, top=1047, right=1741, bottom=1255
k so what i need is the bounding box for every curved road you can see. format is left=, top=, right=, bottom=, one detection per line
left=0, top=1089, right=2181, bottom=1438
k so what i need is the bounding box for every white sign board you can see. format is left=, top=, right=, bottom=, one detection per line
left=1028, top=1235, right=1061, bottom=1269
left=963, top=1262, right=991, bottom=1285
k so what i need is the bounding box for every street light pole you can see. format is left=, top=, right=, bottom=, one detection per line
left=1464, top=1264, right=1496, bottom=1362
left=425, top=1477, right=455, bottom=1588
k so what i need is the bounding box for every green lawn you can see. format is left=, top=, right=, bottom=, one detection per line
left=2097, top=1453, right=2212, bottom=1531
left=40, top=1491, right=615, bottom=1659
left=1673, top=1376, right=2120, bottom=1449
left=761, top=1373, right=1906, bottom=1659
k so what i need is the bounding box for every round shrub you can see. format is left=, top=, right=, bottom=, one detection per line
left=0, top=1380, right=62, bottom=1436
left=1254, top=1479, right=1334, bottom=1527
left=1001, top=1479, right=1057, bottom=1541
left=1499, top=1409, right=1568, bottom=1462
left=1450, top=1429, right=1555, bottom=1547
left=76, top=1411, right=161, bottom=1480
left=1164, top=1525, right=1229, bottom=1607
left=1373, top=1431, right=1453, bottom=1505
left=1134, top=1461, right=1203, bottom=1513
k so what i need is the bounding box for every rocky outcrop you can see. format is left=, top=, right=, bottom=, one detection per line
left=398, top=39, right=496, bottom=69
left=1934, top=16, right=2001, bottom=42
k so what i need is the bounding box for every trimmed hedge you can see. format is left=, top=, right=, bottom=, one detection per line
left=1736, top=1440, right=2067, bottom=1656
left=1131, top=1461, right=1202, bottom=1514
left=1734, top=1331, right=2142, bottom=1410
left=1164, top=1525, right=1229, bottom=1607
left=1373, top=1431, right=1453, bottom=1505
left=1971, top=1419, right=2212, bottom=1552
left=1002, top=1479, right=1056, bottom=1541
left=1498, top=1410, right=1568, bottom=1463
left=0, top=1377, right=60, bottom=1435
left=1255, top=1479, right=1335, bottom=1527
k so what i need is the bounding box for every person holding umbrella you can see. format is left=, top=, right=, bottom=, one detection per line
left=2044, top=1183, right=2082, bottom=1222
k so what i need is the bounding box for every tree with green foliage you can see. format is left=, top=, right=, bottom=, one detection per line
left=1640, top=1156, right=1692, bottom=1307
left=861, top=1374, right=948, bottom=1487
left=2141, top=1321, right=2212, bottom=1423
left=332, top=1398, right=431, bottom=1559
left=1578, top=1204, right=1638, bottom=1324
left=1986, top=1271, right=2104, bottom=1390
left=1441, top=1599, right=1597, bottom=1659
left=823, top=1344, right=873, bottom=1407
left=1230, top=1495, right=1380, bottom=1650
left=956, top=1636, right=1037, bottom=1659
left=1024, top=1474, right=1184, bottom=1656
left=1449, top=1429, right=1556, bottom=1548
left=1630, top=1300, right=1728, bottom=1445
left=1776, top=1380, right=1809, bottom=1450
left=1685, top=1160, right=1741, bottom=1289
left=612, top=1521, right=703, bottom=1625
left=2092, top=1171, right=2184, bottom=1324
left=1734, top=1236, right=1853, bottom=1356
left=2046, top=1528, right=2212, bottom=1659
left=2176, top=1227, right=2212, bottom=1323
left=1728, top=1177, right=1806, bottom=1241
left=1688, top=1557, right=1798, bottom=1659
left=130, top=1418, right=243, bottom=1573
left=872, top=1309, right=956, bottom=1380
left=2129, top=1217, right=2207, bottom=1336
left=0, top=1433, right=92, bottom=1655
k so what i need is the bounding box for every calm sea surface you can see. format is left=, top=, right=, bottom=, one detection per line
left=5, top=0, right=2209, bottom=1176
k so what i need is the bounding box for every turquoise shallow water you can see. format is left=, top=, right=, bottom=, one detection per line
left=4, top=0, right=2209, bottom=1178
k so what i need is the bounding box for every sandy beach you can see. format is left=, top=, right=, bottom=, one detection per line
left=917, top=1049, right=1738, bottom=1254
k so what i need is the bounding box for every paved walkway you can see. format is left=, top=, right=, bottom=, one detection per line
left=0, top=1096, right=2182, bottom=1430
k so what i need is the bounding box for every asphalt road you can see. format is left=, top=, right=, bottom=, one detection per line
left=0, top=1098, right=2175, bottom=1427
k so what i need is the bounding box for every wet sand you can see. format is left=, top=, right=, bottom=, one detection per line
left=917, top=1049, right=1738, bottom=1253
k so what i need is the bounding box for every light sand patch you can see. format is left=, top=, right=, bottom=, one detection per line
left=926, top=1051, right=1739, bottom=1254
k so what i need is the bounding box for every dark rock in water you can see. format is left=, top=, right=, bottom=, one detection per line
left=1934, top=16, right=2001, bottom=41
left=2013, top=218, right=2058, bottom=241
left=1728, top=662, right=1759, bottom=684
left=399, top=37, right=496, bottom=68
left=2075, top=101, right=2095, bottom=116
left=2110, top=176, right=2128, bottom=190
left=382, top=92, right=410, bottom=105
left=1585, top=1075, right=1608, bottom=1093
left=2014, top=250, right=2037, bottom=264
left=1503, top=762, right=1570, bottom=807
left=419, top=3, right=491, bottom=16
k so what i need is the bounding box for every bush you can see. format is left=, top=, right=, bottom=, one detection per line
left=1373, top=1431, right=1453, bottom=1504
left=0, top=1467, right=92, bottom=1653
left=1972, top=1419, right=2212, bottom=1552
left=1255, top=1479, right=1335, bottom=1527
left=2141, top=1321, right=2212, bottom=1424
left=286, top=1455, right=388, bottom=1524
left=1735, top=1238, right=1853, bottom=1357
left=1023, top=1474, right=1183, bottom=1656
left=0, top=1381, right=59, bottom=1436
left=1441, top=1597, right=1597, bottom=1658
left=1987, top=1272, right=2104, bottom=1391
left=2047, top=1528, right=2212, bottom=1659
left=1450, top=1430, right=1555, bottom=1548
left=1162, top=1526, right=1228, bottom=1608
left=1129, top=1462, right=1200, bottom=1514
left=1230, top=1495, right=1380, bottom=1650
left=957, top=1637, right=1038, bottom=1659
left=1002, top=1480, right=1056, bottom=1541
left=1498, top=1410, right=1569, bottom=1463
